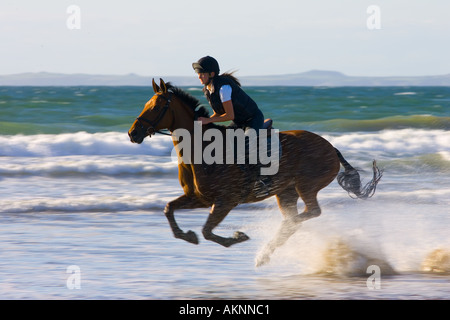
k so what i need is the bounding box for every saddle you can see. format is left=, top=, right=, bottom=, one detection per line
left=203, top=118, right=278, bottom=176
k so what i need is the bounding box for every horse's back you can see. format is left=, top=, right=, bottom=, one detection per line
left=280, top=129, right=335, bottom=152
left=279, top=130, right=340, bottom=184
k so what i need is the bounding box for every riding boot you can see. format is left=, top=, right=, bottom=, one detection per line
left=239, top=129, right=272, bottom=198
left=237, top=162, right=271, bottom=198
left=252, top=164, right=272, bottom=198
left=254, top=130, right=274, bottom=198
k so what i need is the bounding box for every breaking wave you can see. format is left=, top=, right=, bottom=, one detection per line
left=0, top=129, right=448, bottom=158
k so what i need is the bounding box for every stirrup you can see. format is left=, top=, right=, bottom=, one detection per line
left=254, top=179, right=270, bottom=198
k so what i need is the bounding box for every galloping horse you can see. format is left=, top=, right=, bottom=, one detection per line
left=128, top=79, right=382, bottom=266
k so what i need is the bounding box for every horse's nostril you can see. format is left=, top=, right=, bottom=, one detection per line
left=129, top=129, right=138, bottom=142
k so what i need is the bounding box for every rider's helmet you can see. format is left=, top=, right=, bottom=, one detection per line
left=192, top=56, right=220, bottom=75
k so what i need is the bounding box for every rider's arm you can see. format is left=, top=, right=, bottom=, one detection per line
left=200, top=85, right=235, bottom=124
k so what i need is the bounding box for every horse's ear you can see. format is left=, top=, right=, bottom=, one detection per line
left=159, top=78, right=167, bottom=93
left=152, top=78, right=160, bottom=93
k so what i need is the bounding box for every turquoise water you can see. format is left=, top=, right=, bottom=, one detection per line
left=1, top=86, right=448, bottom=134
left=0, top=86, right=449, bottom=299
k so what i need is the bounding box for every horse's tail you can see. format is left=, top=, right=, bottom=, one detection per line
left=334, top=148, right=383, bottom=199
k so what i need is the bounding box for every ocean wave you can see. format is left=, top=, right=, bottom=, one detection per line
left=0, top=130, right=449, bottom=179
left=0, top=155, right=178, bottom=177
left=1, top=152, right=447, bottom=179
left=2, top=186, right=448, bottom=214
left=1, top=129, right=449, bottom=158
left=0, top=131, right=173, bottom=157
left=380, top=152, right=450, bottom=173
left=323, top=129, right=450, bottom=157
left=306, top=115, right=450, bottom=132
left=0, top=194, right=169, bottom=214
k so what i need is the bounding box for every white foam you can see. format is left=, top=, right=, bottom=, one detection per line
left=394, top=92, right=417, bottom=95
left=0, top=131, right=173, bottom=157
left=438, top=151, right=450, bottom=161
left=1, top=129, right=448, bottom=158
left=0, top=155, right=177, bottom=176
left=0, top=194, right=168, bottom=214
left=323, top=129, right=450, bottom=156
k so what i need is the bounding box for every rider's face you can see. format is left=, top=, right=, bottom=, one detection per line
left=197, top=72, right=215, bottom=85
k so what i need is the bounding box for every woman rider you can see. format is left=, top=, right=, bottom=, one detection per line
left=192, top=56, right=270, bottom=197
left=192, top=56, right=264, bottom=131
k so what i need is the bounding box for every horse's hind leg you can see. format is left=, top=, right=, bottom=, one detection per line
left=202, top=202, right=248, bottom=247
left=256, top=186, right=302, bottom=267
left=295, top=184, right=322, bottom=222
left=164, top=195, right=208, bottom=244
left=256, top=185, right=323, bottom=267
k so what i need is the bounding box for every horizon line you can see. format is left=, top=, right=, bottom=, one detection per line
left=1, top=70, right=450, bottom=78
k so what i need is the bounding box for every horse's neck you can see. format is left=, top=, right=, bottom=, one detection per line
left=170, top=100, right=196, bottom=163
left=171, top=100, right=195, bottom=133
left=171, top=123, right=226, bottom=168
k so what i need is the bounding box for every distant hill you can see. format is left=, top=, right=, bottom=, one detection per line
left=1, top=70, right=450, bottom=86
left=242, top=70, right=450, bottom=86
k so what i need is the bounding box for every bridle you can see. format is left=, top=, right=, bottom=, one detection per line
left=136, top=93, right=173, bottom=136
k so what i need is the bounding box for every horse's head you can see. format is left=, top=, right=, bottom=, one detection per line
left=128, top=78, right=174, bottom=144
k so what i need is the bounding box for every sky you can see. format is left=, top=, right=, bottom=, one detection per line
left=1, top=0, right=449, bottom=77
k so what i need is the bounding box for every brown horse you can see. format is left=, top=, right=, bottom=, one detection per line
left=128, top=79, right=382, bottom=266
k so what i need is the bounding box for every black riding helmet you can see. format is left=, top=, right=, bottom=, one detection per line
left=192, top=56, right=220, bottom=74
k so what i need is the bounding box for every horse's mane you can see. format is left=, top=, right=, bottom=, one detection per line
left=165, top=82, right=210, bottom=119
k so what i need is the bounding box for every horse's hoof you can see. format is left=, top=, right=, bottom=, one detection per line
left=163, top=203, right=171, bottom=214
left=255, top=254, right=270, bottom=267
left=185, top=230, right=199, bottom=245
left=233, top=231, right=250, bottom=242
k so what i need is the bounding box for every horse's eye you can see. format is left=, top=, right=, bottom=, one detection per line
left=153, top=105, right=161, bottom=111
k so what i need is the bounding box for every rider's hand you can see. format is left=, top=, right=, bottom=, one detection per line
left=198, top=117, right=211, bottom=125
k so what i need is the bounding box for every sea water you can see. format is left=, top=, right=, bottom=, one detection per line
left=0, top=86, right=449, bottom=299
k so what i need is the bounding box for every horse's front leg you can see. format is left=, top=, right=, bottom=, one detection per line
left=202, top=201, right=248, bottom=247
left=164, top=195, right=208, bottom=245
